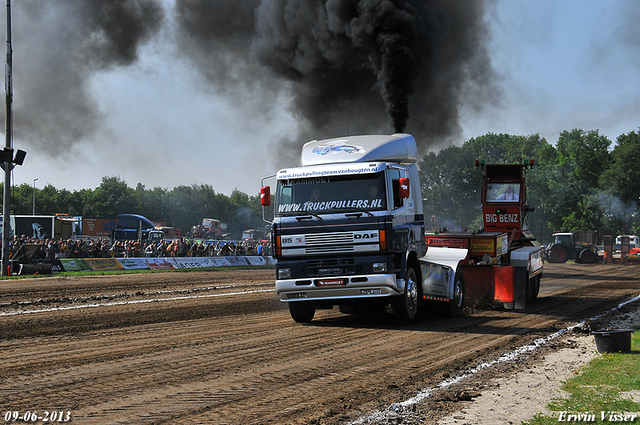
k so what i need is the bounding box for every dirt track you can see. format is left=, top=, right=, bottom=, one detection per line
left=0, top=263, right=638, bottom=424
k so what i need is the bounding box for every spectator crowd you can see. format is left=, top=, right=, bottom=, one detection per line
left=8, top=235, right=271, bottom=261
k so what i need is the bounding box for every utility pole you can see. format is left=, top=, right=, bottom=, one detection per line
left=2, top=0, right=14, bottom=276
left=32, top=177, right=38, bottom=214
left=2, top=0, right=26, bottom=275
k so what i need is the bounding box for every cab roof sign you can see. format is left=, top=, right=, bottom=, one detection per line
left=300, top=134, right=418, bottom=166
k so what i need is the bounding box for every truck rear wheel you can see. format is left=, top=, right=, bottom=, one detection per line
left=288, top=301, right=315, bottom=323
left=444, top=271, right=465, bottom=317
left=392, top=266, right=419, bottom=321
left=526, top=275, right=540, bottom=300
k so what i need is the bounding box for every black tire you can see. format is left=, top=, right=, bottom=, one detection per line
left=526, top=274, right=540, bottom=300
left=549, top=245, right=569, bottom=263
left=392, top=266, right=419, bottom=321
left=579, top=249, right=598, bottom=264
left=543, top=249, right=554, bottom=263
left=288, top=301, right=315, bottom=323
left=444, top=271, right=465, bottom=317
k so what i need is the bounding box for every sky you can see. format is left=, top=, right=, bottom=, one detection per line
left=3, top=0, right=639, bottom=197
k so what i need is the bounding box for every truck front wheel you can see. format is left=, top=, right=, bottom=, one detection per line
left=392, top=266, right=419, bottom=321
left=288, top=301, right=315, bottom=323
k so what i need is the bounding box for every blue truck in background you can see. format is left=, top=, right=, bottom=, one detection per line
left=112, top=214, right=164, bottom=243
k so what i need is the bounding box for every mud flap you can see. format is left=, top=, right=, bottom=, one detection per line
left=496, top=266, right=526, bottom=309
left=419, top=247, right=468, bottom=301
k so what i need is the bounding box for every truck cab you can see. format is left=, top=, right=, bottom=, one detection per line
left=262, top=134, right=427, bottom=322
left=112, top=214, right=163, bottom=244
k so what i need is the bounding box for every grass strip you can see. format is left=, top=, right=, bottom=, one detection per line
left=526, top=329, right=640, bottom=424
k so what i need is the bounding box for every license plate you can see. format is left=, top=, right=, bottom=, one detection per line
left=316, top=279, right=346, bottom=287
left=318, top=267, right=342, bottom=275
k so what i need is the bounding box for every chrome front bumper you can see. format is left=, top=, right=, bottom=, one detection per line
left=275, top=273, right=403, bottom=302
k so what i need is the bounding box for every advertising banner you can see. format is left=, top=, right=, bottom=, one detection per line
left=207, top=257, right=232, bottom=267
left=85, top=258, right=124, bottom=271
left=59, top=259, right=92, bottom=272
left=14, top=216, right=54, bottom=240
left=246, top=256, right=268, bottom=266
left=119, top=258, right=149, bottom=270
left=226, top=256, right=250, bottom=266
left=471, top=238, right=496, bottom=255
left=50, top=260, right=67, bottom=273
left=169, top=258, right=211, bottom=269
left=53, top=256, right=273, bottom=273
left=145, top=258, right=175, bottom=270
left=81, top=218, right=116, bottom=238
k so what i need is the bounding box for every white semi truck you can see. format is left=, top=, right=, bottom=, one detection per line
left=261, top=134, right=467, bottom=322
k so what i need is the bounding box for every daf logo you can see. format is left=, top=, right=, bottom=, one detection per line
left=354, top=233, right=377, bottom=239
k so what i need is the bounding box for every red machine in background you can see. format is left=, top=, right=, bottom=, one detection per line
left=189, top=218, right=227, bottom=240
left=424, top=161, right=543, bottom=309
left=480, top=161, right=538, bottom=248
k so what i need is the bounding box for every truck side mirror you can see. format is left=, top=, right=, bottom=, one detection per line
left=398, top=178, right=410, bottom=198
left=261, top=186, right=271, bottom=206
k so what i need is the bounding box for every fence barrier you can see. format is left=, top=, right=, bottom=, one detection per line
left=52, top=256, right=276, bottom=273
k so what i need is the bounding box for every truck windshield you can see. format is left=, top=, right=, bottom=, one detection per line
left=275, top=172, right=387, bottom=216
left=486, top=183, right=521, bottom=202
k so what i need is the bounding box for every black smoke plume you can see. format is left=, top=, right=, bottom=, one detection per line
left=176, top=0, right=498, bottom=155
left=6, top=0, right=497, bottom=161
left=8, top=0, right=164, bottom=154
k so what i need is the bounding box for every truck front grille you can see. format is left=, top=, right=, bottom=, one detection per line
left=304, top=232, right=353, bottom=245
left=279, top=230, right=381, bottom=256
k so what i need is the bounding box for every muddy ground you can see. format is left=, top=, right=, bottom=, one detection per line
left=0, top=263, right=638, bottom=424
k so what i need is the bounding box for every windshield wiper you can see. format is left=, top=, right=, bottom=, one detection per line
left=295, top=213, right=323, bottom=221
left=345, top=210, right=374, bottom=218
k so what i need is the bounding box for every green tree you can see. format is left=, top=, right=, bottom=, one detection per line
left=547, top=129, right=612, bottom=234
left=7, top=183, right=32, bottom=215
left=135, top=183, right=168, bottom=225
left=600, top=129, right=640, bottom=204
left=226, top=189, right=263, bottom=238
left=92, top=176, right=137, bottom=217
left=419, top=145, right=482, bottom=231
left=0, top=178, right=269, bottom=239
left=598, top=129, right=640, bottom=234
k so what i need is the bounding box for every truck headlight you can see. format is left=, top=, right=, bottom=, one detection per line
left=278, top=268, right=292, bottom=279
left=372, top=262, right=387, bottom=273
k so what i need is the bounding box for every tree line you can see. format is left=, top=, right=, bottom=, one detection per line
left=6, top=178, right=264, bottom=240
left=419, top=128, right=640, bottom=243
left=4, top=127, right=639, bottom=243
